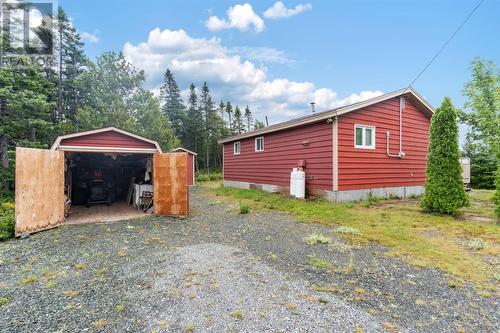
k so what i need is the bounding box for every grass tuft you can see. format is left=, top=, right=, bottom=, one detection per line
left=183, top=323, right=196, bottom=332
left=309, top=255, right=334, bottom=270
left=239, top=202, right=250, bottom=214
left=334, top=226, right=360, bottom=235
left=231, top=310, right=244, bottom=320
left=305, top=233, right=332, bottom=245
left=0, top=297, right=8, bottom=306
left=468, top=239, right=485, bottom=251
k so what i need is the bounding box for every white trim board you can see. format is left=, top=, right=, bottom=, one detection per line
left=51, top=127, right=163, bottom=153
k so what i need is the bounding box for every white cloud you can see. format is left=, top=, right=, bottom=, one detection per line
left=123, top=27, right=383, bottom=124
left=206, top=3, right=264, bottom=33
left=263, top=1, right=312, bottom=19
left=228, top=46, right=295, bottom=65
left=80, top=31, right=99, bottom=43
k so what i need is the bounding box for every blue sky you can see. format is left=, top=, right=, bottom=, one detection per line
left=60, top=0, right=499, bottom=134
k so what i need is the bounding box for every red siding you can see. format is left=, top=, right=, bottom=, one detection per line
left=338, top=98, right=430, bottom=191
left=60, top=131, right=156, bottom=149
left=187, top=154, right=194, bottom=185
left=223, top=121, right=333, bottom=190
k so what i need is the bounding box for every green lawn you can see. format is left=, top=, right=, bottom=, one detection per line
left=205, top=182, right=499, bottom=290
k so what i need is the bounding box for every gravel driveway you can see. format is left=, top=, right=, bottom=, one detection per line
left=0, top=187, right=498, bottom=332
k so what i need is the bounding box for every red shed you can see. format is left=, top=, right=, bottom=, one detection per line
left=172, top=147, right=197, bottom=186
left=15, top=127, right=189, bottom=236
left=218, top=88, right=434, bottom=202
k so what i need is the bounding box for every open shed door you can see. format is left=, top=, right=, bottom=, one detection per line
left=153, top=153, right=189, bottom=216
left=15, top=148, right=65, bottom=236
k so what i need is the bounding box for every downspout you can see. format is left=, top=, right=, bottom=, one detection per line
left=386, top=96, right=406, bottom=159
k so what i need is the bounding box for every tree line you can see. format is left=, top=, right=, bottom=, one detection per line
left=160, top=69, right=264, bottom=175
left=0, top=6, right=262, bottom=198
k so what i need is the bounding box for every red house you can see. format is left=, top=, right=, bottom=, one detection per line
left=218, top=88, right=434, bottom=202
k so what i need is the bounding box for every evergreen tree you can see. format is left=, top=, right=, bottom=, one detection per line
left=56, top=7, right=86, bottom=123
left=233, top=105, right=244, bottom=134
left=199, top=82, right=217, bottom=173
left=219, top=100, right=225, bottom=121
left=225, top=102, right=233, bottom=131
left=0, top=64, right=56, bottom=194
left=462, top=135, right=497, bottom=189
left=244, top=105, right=252, bottom=132
left=160, top=69, right=187, bottom=140
left=185, top=83, right=204, bottom=154
left=254, top=120, right=265, bottom=130
left=421, top=98, right=469, bottom=215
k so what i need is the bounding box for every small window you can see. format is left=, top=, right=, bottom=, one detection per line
left=255, top=137, right=264, bottom=152
left=233, top=142, right=240, bottom=154
left=354, top=125, right=375, bottom=149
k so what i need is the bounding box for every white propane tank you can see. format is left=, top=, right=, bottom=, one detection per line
left=290, top=168, right=297, bottom=196
left=291, top=168, right=305, bottom=199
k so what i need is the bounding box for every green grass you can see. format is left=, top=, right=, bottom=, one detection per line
left=209, top=186, right=500, bottom=289
left=309, top=255, right=334, bottom=270
left=239, top=202, right=250, bottom=214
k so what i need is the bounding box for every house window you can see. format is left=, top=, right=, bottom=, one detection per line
left=255, top=137, right=264, bottom=152
left=354, top=125, right=375, bottom=149
left=233, top=142, right=240, bottom=154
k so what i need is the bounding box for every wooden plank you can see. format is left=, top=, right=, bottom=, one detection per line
left=153, top=153, right=189, bottom=216
left=15, top=148, right=65, bottom=236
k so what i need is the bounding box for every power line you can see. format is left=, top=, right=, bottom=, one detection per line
left=404, top=0, right=484, bottom=92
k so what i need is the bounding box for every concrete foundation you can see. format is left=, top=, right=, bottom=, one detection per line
left=223, top=180, right=424, bottom=203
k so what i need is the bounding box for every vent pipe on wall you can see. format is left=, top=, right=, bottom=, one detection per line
left=386, top=96, right=406, bottom=159
left=310, top=102, right=316, bottom=113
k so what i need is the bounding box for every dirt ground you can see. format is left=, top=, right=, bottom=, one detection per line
left=0, top=187, right=498, bottom=332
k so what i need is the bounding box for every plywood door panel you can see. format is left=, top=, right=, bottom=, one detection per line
left=153, top=153, right=189, bottom=216
left=15, top=148, right=65, bottom=236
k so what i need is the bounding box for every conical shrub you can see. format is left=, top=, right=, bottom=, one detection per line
left=421, top=97, right=469, bottom=214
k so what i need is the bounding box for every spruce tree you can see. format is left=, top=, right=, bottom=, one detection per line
left=160, top=69, right=187, bottom=140
left=254, top=120, right=266, bottom=129
left=185, top=83, right=204, bottom=153
left=421, top=97, right=469, bottom=215
left=219, top=100, right=225, bottom=120
left=56, top=7, right=86, bottom=123
left=233, top=106, right=244, bottom=134
left=244, top=105, right=252, bottom=132
left=225, top=102, right=233, bottom=132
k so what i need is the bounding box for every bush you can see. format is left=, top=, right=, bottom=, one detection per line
left=239, top=202, right=250, bottom=214
left=0, top=201, right=15, bottom=241
left=421, top=98, right=469, bottom=215
left=195, top=171, right=222, bottom=183
left=195, top=173, right=210, bottom=182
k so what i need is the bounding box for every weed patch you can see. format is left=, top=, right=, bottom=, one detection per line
left=305, top=233, right=332, bottom=245
left=210, top=186, right=500, bottom=288
left=468, top=239, right=486, bottom=251
left=239, top=202, right=250, bottom=214
left=334, top=226, right=360, bottom=235
left=309, top=255, right=334, bottom=270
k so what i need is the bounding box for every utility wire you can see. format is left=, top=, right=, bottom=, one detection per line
left=404, top=0, right=484, bottom=92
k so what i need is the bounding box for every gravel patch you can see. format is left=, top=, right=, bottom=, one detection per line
left=0, top=187, right=498, bottom=332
